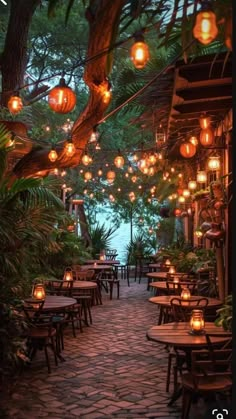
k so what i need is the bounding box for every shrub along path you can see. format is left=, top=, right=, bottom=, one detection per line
left=1, top=277, right=210, bottom=418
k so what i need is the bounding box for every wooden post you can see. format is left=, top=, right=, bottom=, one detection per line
left=215, top=244, right=225, bottom=302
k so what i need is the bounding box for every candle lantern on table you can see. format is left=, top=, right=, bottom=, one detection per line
left=181, top=287, right=191, bottom=300
left=63, top=269, right=73, bottom=281
left=165, top=259, right=171, bottom=267
left=168, top=266, right=176, bottom=274
left=173, top=276, right=180, bottom=284
left=190, top=309, right=205, bottom=334
left=32, top=283, right=46, bottom=301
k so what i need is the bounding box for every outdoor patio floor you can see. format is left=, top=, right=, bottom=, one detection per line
left=1, top=277, right=220, bottom=418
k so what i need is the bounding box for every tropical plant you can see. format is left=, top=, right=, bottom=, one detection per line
left=125, top=232, right=156, bottom=264
left=89, top=223, right=117, bottom=258
left=215, top=294, right=232, bottom=332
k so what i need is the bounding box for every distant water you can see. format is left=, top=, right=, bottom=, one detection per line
left=93, top=205, right=138, bottom=264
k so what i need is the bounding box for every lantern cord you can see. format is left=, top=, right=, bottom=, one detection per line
left=98, top=38, right=196, bottom=125
left=16, top=22, right=160, bottom=92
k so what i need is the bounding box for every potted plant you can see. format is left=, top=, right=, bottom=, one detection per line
left=214, top=294, right=232, bottom=331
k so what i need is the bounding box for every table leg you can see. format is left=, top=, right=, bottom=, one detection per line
left=158, top=306, right=163, bottom=325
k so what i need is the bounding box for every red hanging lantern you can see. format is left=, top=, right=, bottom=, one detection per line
left=193, top=2, right=218, bottom=45
left=130, top=33, right=150, bottom=69
left=199, top=128, right=214, bottom=146
left=180, top=141, right=196, bottom=158
left=48, top=77, right=76, bottom=114
left=7, top=93, right=23, bottom=115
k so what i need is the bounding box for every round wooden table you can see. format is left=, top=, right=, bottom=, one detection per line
left=25, top=295, right=76, bottom=312
left=84, top=259, right=120, bottom=265
left=146, top=271, right=168, bottom=280
left=81, top=264, right=113, bottom=271
left=149, top=281, right=197, bottom=295
left=149, top=295, right=222, bottom=325
left=72, top=280, right=97, bottom=290
left=147, top=321, right=230, bottom=348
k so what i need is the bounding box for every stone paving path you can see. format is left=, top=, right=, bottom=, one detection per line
left=1, top=278, right=213, bottom=418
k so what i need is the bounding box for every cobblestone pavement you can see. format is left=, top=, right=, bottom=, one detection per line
left=1, top=277, right=216, bottom=419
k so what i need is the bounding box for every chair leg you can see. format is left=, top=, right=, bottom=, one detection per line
left=166, top=353, right=172, bottom=392
left=109, top=282, right=113, bottom=300
left=181, top=388, right=192, bottom=419
left=117, top=281, right=120, bottom=299
left=127, top=268, right=130, bottom=287
left=50, top=337, right=58, bottom=367
left=44, top=345, right=51, bottom=374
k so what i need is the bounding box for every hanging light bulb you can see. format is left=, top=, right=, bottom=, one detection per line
left=130, top=32, right=150, bottom=69
left=114, top=151, right=124, bottom=168
left=208, top=154, right=220, bottom=171
left=98, top=168, right=103, bottom=176
left=128, top=164, right=133, bottom=174
left=193, top=1, right=218, bottom=45
left=129, top=191, right=136, bottom=202
left=64, top=140, right=75, bottom=157
left=188, top=180, right=197, bottom=190
left=148, top=167, right=155, bottom=176
left=199, top=115, right=211, bottom=129
left=182, top=189, right=190, bottom=198
left=82, top=152, right=92, bottom=166
left=7, top=92, right=23, bottom=114
left=106, top=170, right=116, bottom=184
left=149, top=152, right=157, bottom=165
left=48, top=147, right=58, bottom=162
left=189, top=136, right=198, bottom=146
left=197, top=170, right=207, bottom=184
left=89, top=125, right=99, bottom=143
left=199, top=128, right=214, bottom=146
left=178, top=196, right=185, bottom=203
left=84, top=171, right=92, bottom=181
left=132, top=153, right=138, bottom=162
left=131, top=175, right=137, bottom=183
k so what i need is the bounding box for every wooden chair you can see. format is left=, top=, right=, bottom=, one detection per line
left=134, top=257, right=152, bottom=285
left=165, top=297, right=209, bottom=393
left=23, top=305, right=58, bottom=373
left=105, top=249, right=118, bottom=260
left=181, top=338, right=232, bottom=418
left=98, top=268, right=120, bottom=300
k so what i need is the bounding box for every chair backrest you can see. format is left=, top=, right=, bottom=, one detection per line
left=85, top=269, right=95, bottom=280
left=190, top=347, right=232, bottom=388
left=105, top=249, right=117, bottom=260
left=166, top=280, right=198, bottom=296
left=166, top=272, right=195, bottom=281
left=170, top=297, right=209, bottom=321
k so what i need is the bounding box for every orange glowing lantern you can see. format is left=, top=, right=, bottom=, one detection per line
left=64, top=140, right=76, bottom=157
left=84, top=171, right=92, bottom=181
left=7, top=93, right=23, bottom=115
left=48, top=147, right=58, bottom=162
left=48, top=77, right=76, bottom=114
left=193, top=4, right=218, bottom=45
left=180, top=141, right=196, bottom=158
left=114, top=153, right=125, bottom=168
left=130, top=34, right=150, bottom=69
left=32, top=283, right=46, bottom=300
left=82, top=152, right=92, bottom=166
left=199, top=115, right=211, bottom=129
left=106, top=170, right=116, bottom=184
left=199, top=128, right=214, bottom=146
left=190, top=309, right=205, bottom=334
left=181, top=287, right=191, bottom=300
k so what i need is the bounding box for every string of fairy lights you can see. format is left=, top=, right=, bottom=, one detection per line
left=5, top=0, right=231, bottom=235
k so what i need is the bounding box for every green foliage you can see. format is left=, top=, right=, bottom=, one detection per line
left=89, top=223, right=117, bottom=258
left=125, top=232, right=156, bottom=263
left=215, top=294, right=232, bottom=332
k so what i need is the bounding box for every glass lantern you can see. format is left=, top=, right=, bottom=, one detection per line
left=190, top=309, right=205, bottom=334
left=32, top=283, right=46, bottom=301
left=181, top=287, right=191, bottom=300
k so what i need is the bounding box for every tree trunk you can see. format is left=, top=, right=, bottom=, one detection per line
left=1, top=0, right=124, bottom=179
left=1, top=0, right=41, bottom=106
left=77, top=205, right=92, bottom=248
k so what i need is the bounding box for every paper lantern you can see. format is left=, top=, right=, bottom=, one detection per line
left=197, top=170, right=207, bottom=184
left=106, top=170, right=116, bottom=184
left=114, top=154, right=124, bottom=168
left=64, top=140, right=76, bottom=157
left=48, top=147, right=58, bottom=162
left=180, top=141, right=196, bottom=158
left=48, top=77, right=76, bottom=114
left=208, top=155, right=220, bottom=171
left=199, top=128, right=214, bottom=146
left=84, top=171, right=92, bottom=181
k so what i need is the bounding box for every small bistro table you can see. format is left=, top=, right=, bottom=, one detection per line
left=80, top=264, right=113, bottom=271
left=24, top=295, right=76, bottom=312
left=146, top=322, right=230, bottom=405
left=149, top=295, right=222, bottom=325
left=84, top=259, right=120, bottom=265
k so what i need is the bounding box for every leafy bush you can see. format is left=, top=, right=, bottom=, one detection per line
left=215, top=294, right=232, bottom=331
left=89, top=223, right=117, bottom=258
